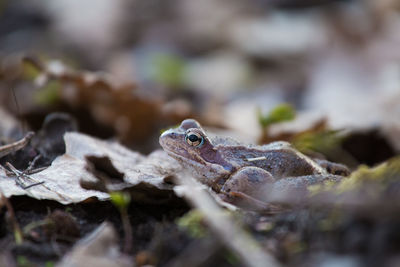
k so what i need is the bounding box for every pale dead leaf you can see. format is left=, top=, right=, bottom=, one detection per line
left=0, top=132, right=181, bottom=204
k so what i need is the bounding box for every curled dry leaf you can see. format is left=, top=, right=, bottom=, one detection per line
left=22, top=57, right=198, bottom=147
left=0, top=132, right=182, bottom=204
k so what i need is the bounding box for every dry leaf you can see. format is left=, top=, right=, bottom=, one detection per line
left=0, top=132, right=181, bottom=204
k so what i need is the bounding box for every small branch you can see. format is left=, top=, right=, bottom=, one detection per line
left=0, top=132, right=34, bottom=158
left=174, top=177, right=281, bottom=267
left=4, top=162, right=68, bottom=202
left=22, top=181, right=45, bottom=189
left=6, top=162, right=44, bottom=189
left=25, top=154, right=42, bottom=172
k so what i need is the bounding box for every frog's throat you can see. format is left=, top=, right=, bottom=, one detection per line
left=165, top=149, right=209, bottom=167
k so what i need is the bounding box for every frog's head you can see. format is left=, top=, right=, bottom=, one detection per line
left=159, top=119, right=232, bottom=183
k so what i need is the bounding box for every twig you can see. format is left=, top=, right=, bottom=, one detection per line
left=174, top=176, right=281, bottom=267
left=22, top=181, right=45, bottom=189
left=6, top=162, right=44, bottom=189
left=25, top=166, right=48, bottom=175
left=1, top=165, right=48, bottom=177
left=25, top=154, right=42, bottom=172
left=3, top=162, right=69, bottom=201
left=11, top=88, right=26, bottom=133
left=0, top=132, right=34, bottom=158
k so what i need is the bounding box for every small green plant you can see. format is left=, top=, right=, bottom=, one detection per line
left=110, top=191, right=132, bottom=253
left=292, top=130, right=344, bottom=155
left=110, top=191, right=131, bottom=210
left=258, top=103, right=296, bottom=128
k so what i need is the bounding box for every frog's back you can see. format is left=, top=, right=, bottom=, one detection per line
left=209, top=134, right=243, bottom=146
left=217, top=141, right=326, bottom=178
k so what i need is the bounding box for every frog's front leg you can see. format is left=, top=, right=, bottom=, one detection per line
left=220, top=167, right=275, bottom=204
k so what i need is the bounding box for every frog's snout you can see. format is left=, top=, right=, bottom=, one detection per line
left=160, top=129, right=177, bottom=139
left=159, top=129, right=178, bottom=148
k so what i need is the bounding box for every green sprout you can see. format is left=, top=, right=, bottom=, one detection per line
left=258, top=103, right=296, bottom=128
left=110, top=191, right=132, bottom=253
left=292, top=130, right=344, bottom=155
left=110, top=191, right=131, bottom=210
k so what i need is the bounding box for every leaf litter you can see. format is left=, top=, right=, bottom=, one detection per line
left=0, top=131, right=182, bottom=204
left=1, top=1, right=400, bottom=266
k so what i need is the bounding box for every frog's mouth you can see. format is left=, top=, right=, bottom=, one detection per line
left=164, top=149, right=207, bottom=167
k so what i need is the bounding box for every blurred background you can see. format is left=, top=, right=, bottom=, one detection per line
left=0, top=0, right=399, bottom=161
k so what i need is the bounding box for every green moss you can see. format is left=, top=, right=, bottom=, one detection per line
left=309, top=157, right=400, bottom=196
left=308, top=179, right=337, bottom=195
left=337, top=156, right=400, bottom=193
left=258, top=103, right=296, bottom=128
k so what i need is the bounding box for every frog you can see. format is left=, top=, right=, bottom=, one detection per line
left=159, top=119, right=349, bottom=205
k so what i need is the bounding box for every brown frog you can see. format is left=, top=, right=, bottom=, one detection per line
left=159, top=119, right=349, bottom=204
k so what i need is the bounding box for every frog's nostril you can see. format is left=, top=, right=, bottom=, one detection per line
left=160, top=130, right=179, bottom=140
left=169, top=132, right=177, bottom=139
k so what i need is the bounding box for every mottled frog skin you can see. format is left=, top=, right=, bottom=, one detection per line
left=159, top=119, right=349, bottom=200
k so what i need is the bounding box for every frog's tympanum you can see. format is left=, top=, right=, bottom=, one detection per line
left=159, top=119, right=349, bottom=204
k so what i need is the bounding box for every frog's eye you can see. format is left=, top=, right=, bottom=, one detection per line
left=185, top=132, right=204, bottom=147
